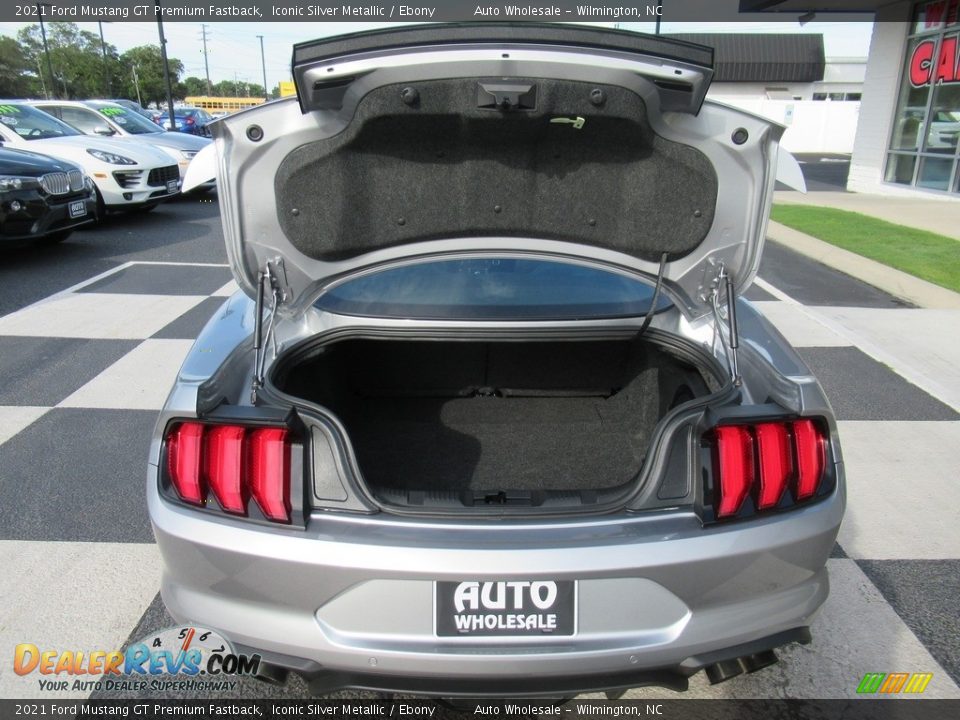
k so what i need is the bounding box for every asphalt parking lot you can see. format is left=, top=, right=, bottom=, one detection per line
left=1, top=191, right=958, bottom=702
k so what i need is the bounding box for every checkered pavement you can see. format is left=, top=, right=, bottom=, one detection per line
left=0, top=258, right=958, bottom=701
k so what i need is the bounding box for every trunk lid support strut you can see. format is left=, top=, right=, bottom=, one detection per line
left=251, top=258, right=289, bottom=404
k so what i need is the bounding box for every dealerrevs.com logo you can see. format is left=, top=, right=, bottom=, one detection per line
left=435, top=580, right=577, bottom=637
left=13, top=626, right=261, bottom=693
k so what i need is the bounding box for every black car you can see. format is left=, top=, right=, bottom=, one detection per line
left=0, top=146, right=98, bottom=245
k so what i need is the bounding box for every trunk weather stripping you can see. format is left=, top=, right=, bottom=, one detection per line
left=252, top=259, right=290, bottom=404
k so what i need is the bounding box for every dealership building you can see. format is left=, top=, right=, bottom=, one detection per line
left=742, top=0, right=960, bottom=198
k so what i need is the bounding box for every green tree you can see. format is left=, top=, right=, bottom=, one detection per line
left=182, top=76, right=208, bottom=97
left=0, top=36, right=39, bottom=97
left=212, top=79, right=264, bottom=98
left=117, top=45, right=184, bottom=109
left=17, top=22, right=121, bottom=99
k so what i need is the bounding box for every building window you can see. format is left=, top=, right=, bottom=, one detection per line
left=886, top=1, right=960, bottom=193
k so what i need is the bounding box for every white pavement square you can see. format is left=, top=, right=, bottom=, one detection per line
left=58, top=339, right=195, bottom=410
left=0, top=541, right=163, bottom=700
left=621, top=559, right=960, bottom=699
left=750, top=301, right=853, bottom=347
left=211, top=280, right=240, bottom=297
left=0, top=406, right=49, bottom=445
left=837, top=420, right=960, bottom=560
left=0, top=294, right=207, bottom=340
left=815, top=308, right=960, bottom=412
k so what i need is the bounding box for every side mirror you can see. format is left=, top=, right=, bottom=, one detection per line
left=93, top=125, right=115, bottom=136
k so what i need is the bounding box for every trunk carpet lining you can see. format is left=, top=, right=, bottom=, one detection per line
left=276, top=338, right=708, bottom=493
left=343, top=396, right=644, bottom=492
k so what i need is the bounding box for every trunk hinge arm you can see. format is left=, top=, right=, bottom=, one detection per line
left=708, top=263, right=742, bottom=388
left=250, top=258, right=289, bottom=404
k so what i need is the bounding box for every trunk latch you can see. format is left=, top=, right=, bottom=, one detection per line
left=478, top=490, right=533, bottom=506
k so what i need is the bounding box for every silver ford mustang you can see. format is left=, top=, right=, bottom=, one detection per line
left=149, top=24, right=844, bottom=698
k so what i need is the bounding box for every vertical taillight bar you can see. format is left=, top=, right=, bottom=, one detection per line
left=248, top=428, right=292, bottom=523
left=713, top=425, right=755, bottom=518
left=754, top=422, right=792, bottom=510
left=793, top=419, right=826, bottom=501
left=205, top=425, right=247, bottom=514
left=167, top=422, right=205, bottom=505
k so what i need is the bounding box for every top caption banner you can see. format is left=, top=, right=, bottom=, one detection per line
left=3, top=1, right=876, bottom=23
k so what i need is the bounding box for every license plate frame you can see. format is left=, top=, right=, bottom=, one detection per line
left=68, top=200, right=86, bottom=218
left=166, top=179, right=179, bottom=194
left=434, top=580, right=577, bottom=638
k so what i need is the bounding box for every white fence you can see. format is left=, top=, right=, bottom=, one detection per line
left=711, top=98, right=861, bottom=154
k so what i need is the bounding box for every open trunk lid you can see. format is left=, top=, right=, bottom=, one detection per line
left=196, top=23, right=794, bottom=317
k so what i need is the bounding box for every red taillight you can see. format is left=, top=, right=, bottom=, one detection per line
left=754, top=422, right=793, bottom=510
left=709, top=418, right=828, bottom=520
left=164, top=422, right=294, bottom=523
left=713, top=425, right=754, bottom=518
left=205, top=425, right=247, bottom=514
left=249, top=428, right=291, bottom=523
left=793, top=419, right=826, bottom=501
left=186, top=116, right=195, bottom=125
left=167, top=422, right=205, bottom=505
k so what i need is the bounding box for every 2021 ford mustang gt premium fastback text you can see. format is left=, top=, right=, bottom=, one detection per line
left=149, top=24, right=844, bottom=697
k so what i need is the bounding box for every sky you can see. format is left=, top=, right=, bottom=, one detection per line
left=0, top=20, right=875, bottom=93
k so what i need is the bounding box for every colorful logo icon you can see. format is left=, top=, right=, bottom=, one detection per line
left=856, top=672, right=933, bottom=694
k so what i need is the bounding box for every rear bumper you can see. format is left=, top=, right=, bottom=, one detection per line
left=149, top=470, right=843, bottom=696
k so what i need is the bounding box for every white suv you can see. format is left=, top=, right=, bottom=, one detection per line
left=0, top=101, right=180, bottom=213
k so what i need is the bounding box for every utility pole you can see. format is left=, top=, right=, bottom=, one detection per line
left=199, top=24, right=212, bottom=96
left=35, top=58, right=48, bottom=99
left=131, top=65, right=142, bottom=106
left=98, top=21, right=112, bottom=96
left=257, top=35, right=268, bottom=102
left=155, top=0, right=177, bottom=132
left=36, top=3, right=55, bottom=99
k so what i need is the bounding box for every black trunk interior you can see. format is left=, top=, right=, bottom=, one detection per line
left=276, top=338, right=709, bottom=494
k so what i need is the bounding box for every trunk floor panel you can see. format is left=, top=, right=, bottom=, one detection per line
left=344, top=396, right=644, bottom=492
left=276, top=338, right=710, bottom=497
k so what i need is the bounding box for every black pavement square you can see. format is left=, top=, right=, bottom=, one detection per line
left=798, top=347, right=959, bottom=421
left=859, top=559, right=960, bottom=686
left=78, top=264, right=231, bottom=296
left=152, top=296, right=229, bottom=340
left=759, top=242, right=914, bottom=308
left=0, top=336, right=139, bottom=406
left=744, top=284, right=778, bottom=302
left=0, top=408, right=158, bottom=542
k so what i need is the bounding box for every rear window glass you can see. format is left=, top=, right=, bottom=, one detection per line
left=315, top=258, right=671, bottom=320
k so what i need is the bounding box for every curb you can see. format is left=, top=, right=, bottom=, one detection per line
left=765, top=221, right=960, bottom=309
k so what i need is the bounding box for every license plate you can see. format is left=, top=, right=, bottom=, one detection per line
left=166, top=179, right=178, bottom=194
left=435, top=581, right=576, bottom=637
left=68, top=200, right=86, bottom=218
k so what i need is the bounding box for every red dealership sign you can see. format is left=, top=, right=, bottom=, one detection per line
left=910, top=35, right=960, bottom=86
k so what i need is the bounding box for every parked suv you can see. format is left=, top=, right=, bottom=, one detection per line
left=30, top=100, right=211, bottom=187
left=1, top=145, right=97, bottom=245
left=153, top=25, right=843, bottom=698
left=0, top=101, right=180, bottom=213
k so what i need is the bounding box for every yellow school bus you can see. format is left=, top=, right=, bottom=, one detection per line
left=185, top=96, right=266, bottom=116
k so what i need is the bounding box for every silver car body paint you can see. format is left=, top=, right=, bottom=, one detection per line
left=148, top=31, right=844, bottom=695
